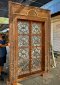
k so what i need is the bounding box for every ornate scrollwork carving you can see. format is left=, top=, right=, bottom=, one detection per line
left=28, top=9, right=37, bottom=16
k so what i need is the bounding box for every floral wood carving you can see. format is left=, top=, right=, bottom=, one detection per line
left=28, top=9, right=37, bottom=16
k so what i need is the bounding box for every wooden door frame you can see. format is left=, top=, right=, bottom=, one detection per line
left=16, top=19, right=44, bottom=78
left=7, top=1, right=51, bottom=85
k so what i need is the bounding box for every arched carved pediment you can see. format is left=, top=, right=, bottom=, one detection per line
left=28, top=9, right=37, bottom=17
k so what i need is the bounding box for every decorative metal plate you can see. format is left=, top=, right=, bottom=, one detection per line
left=18, top=21, right=29, bottom=34
left=32, top=36, right=41, bottom=46
left=32, top=47, right=41, bottom=58
left=18, top=35, right=29, bottom=47
left=31, top=58, right=41, bottom=72
left=18, top=48, right=29, bottom=59
left=18, top=48, right=29, bottom=75
left=32, top=23, right=41, bottom=34
left=31, top=47, right=41, bottom=71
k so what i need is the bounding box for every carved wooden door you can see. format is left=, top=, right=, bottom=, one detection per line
left=17, top=20, right=42, bottom=77
left=8, top=1, right=50, bottom=85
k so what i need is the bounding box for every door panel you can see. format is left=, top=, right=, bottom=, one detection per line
left=18, top=21, right=30, bottom=75
left=17, top=20, right=42, bottom=76
left=31, top=47, right=41, bottom=72
left=31, top=22, right=42, bottom=72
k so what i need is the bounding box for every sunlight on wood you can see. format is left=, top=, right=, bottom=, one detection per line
left=17, top=83, right=23, bottom=85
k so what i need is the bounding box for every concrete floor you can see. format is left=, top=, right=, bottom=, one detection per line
left=0, top=56, right=60, bottom=85
left=19, top=57, right=60, bottom=85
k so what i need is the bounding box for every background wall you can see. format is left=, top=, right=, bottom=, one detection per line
left=51, top=15, right=60, bottom=52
